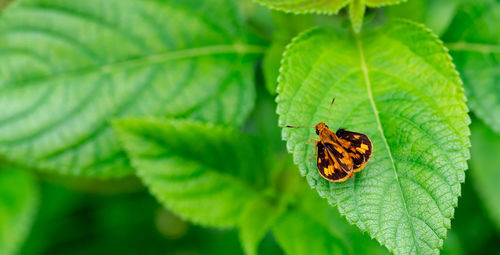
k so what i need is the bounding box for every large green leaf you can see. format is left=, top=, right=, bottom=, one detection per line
left=277, top=20, right=470, bottom=255
left=114, top=118, right=270, bottom=227
left=469, top=120, right=500, bottom=231
left=0, top=0, right=262, bottom=177
left=0, top=166, right=39, bottom=255
left=441, top=1, right=500, bottom=134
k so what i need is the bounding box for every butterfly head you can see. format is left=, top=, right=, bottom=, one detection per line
left=315, top=122, right=328, bottom=135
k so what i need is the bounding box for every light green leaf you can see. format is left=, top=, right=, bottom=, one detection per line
left=251, top=0, right=406, bottom=17
left=114, top=118, right=270, bottom=227
left=277, top=20, right=470, bottom=255
left=442, top=1, right=500, bottom=134
left=0, top=0, right=262, bottom=178
left=0, top=166, right=39, bottom=255
left=272, top=211, right=349, bottom=255
left=239, top=197, right=284, bottom=255
left=469, top=120, right=500, bottom=231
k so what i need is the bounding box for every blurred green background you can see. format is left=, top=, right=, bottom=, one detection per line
left=1, top=0, right=500, bottom=254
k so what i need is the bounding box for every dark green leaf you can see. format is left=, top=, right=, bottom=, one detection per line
left=469, top=120, right=500, bottom=231
left=0, top=0, right=262, bottom=177
left=272, top=211, right=349, bottom=255
left=239, top=197, right=284, bottom=255
left=277, top=20, right=470, bottom=254
left=263, top=41, right=286, bottom=95
left=385, top=0, right=460, bottom=36
left=442, top=1, right=500, bottom=134
left=0, top=166, right=39, bottom=255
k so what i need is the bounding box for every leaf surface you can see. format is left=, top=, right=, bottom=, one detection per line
left=114, top=118, right=270, bottom=227
left=0, top=0, right=261, bottom=177
left=0, top=166, right=39, bottom=255
left=277, top=20, right=470, bottom=254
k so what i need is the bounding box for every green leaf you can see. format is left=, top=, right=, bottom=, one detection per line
left=469, top=120, right=500, bottom=231
left=0, top=0, right=262, bottom=178
left=442, top=1, right=500, bottom=134
left=114, top=118, right=270, bottom=227
left=272, top=210, right=350, bottom=255
left=277, top=20, right=470, bottom=255
left=0, top=166, right=39, bottom=255
left=263, top=41, right=286, bottom=95
left=251, top=0, right=406, bottom=22
left=239, top=197, right=283, bottom=255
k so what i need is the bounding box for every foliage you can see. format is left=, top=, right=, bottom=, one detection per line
left=0, top=0, right=261, bottom=177
left=0, top=0, right=499, bottom=254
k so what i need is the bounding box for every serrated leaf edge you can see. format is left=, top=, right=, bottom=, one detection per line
left=253, top=0, right=350, bottom=15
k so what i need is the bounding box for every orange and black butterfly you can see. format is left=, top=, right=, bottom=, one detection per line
left=286, top=98, right=372, bottom=182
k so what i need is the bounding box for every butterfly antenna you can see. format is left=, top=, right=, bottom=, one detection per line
left=323, top=97, right=335, bottom=123
left=286, top=125, right=315, bottom=128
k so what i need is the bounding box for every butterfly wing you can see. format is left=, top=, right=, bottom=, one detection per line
left=323, top=141, right=353, bottom=172
left=316, top=142, right=353, bottom=182
left=336, top=129, right=373, bottom=172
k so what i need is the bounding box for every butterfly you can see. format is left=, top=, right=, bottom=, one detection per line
left=286, top=98, right=372, bottom=182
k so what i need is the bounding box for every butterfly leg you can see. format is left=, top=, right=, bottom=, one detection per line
left=307, top=139, right=320, bottom=160
left=306, top=138, right=320, bottom=145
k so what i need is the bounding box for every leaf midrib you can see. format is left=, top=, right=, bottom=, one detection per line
left=0, top=43, right=266, bottom=90
left=355, top=34, right=420, bottom=253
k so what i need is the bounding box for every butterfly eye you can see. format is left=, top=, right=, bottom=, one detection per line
left=316, top=128, right=320, bottom=135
